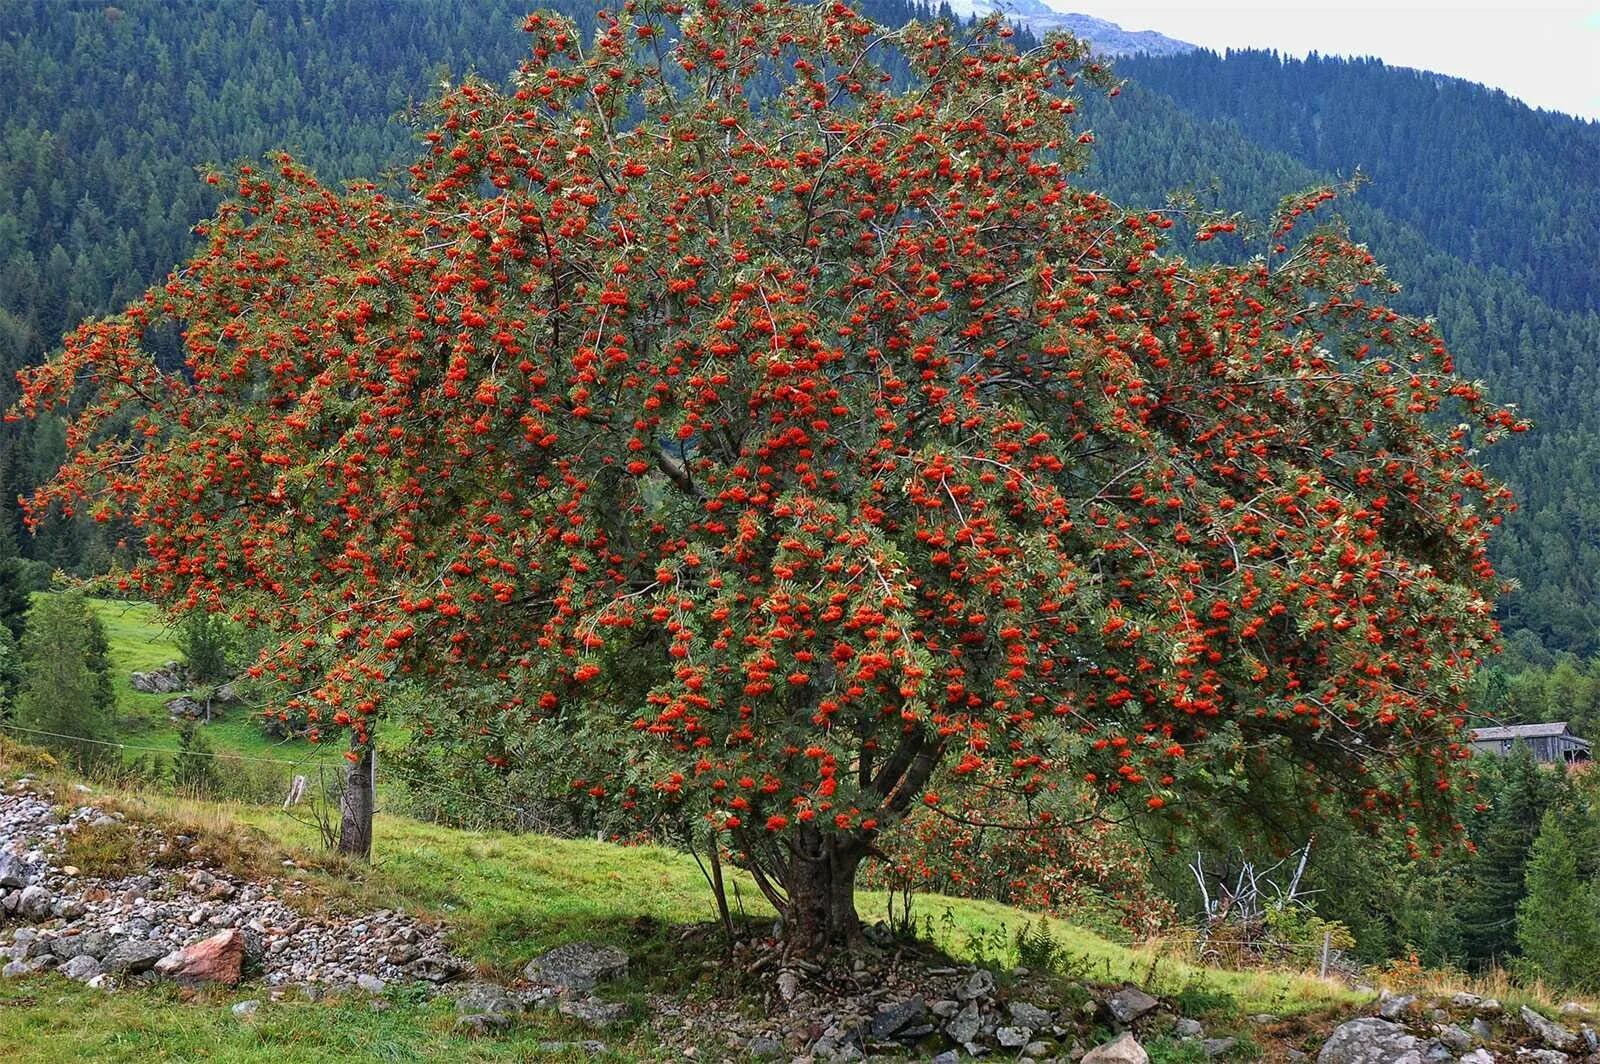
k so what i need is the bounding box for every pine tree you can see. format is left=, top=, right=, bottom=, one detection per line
left=1517, top=810, right=1600, bottom=991
left=1458, top=744, right=1565, bottom=967
left=171, top=720, right=218, bottom=796
left=13, top=592, right=116, bottom=771
left=0, top=624, right=20, bottom=716
left=0, top=521, right=30, bottom=640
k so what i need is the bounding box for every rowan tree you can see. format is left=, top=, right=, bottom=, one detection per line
left=12, top=0, right=1519, bottom=947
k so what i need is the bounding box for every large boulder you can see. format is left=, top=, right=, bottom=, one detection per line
left=522, top=941, right=628, bottom=991
left=154, top=928, right=244, bottom=986
left=165, top=696, right=207, bottom=720
left=1521, top=1006, right=1579, bottom=1051
left=1317, top=1018, right=1428, bottom=1064
left=1081, top=1032, right=1149, bottom=1064
left=130, top=663, right=190, bottom=694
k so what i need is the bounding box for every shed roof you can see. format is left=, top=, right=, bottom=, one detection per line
left=1471, top=722, right=1590, bottom=746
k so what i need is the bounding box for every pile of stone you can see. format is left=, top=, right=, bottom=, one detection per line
left=634, top=930, right=1240, bottom=1064
left=1317, top=989, right=1600, bottom=1063
left=449, top=940, right=633, bottom=1053
left=0, top=779, right=464, bottom=993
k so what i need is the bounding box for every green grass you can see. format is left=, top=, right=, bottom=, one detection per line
left=0, top=779, right=1362, bottom=1062
left=52, top=596, right=343, bottom=786
left=0, top=597, right=1367, bottom=1059
left=128, top=790, right=1361, bottom=1016
left=0, top=980, right=649, bottom=1062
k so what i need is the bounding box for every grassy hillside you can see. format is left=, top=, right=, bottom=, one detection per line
left=0, top=595, right=1368, bottom=1061
left=55, top=596, right=339, bottom=773
left=0, top=758, right=1363, bottom=1063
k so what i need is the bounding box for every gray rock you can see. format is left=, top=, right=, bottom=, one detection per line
left=1107, top=985, right=1160, bottom=1024
left=929, top=1052, right=961, bottom=1064
left=535, top=1041, right=608, bottom=1056
left=455, top=983, right=518, bottom=1016
left=1457, top=1052, right=1495, bottom=1064
left=523, top=942, right=628, bottom=991
left=356, top=974, right=386, bottom=994
left=455, top=1013, right=512, bottom=1036
left=945, top=1001, right=981, bottom=1044
left=1437, top=1024, right=1472, bottom=1052
left=1471, top=1017, right=1495, bottom=1040
left=131, top=663, right=190, bottom=694
left=231, top=1000, right=261, bottom=1019
left=1477, top=998, right=1503, bottom=1016
left=866, top=997, right=927, bottom=1041
left=0, top=854, right=32, bottom=889
left=1081, top=1032, right=1149, bottom=1064
left=997, top=1026, right=1031, bottom=1049
left=16, top=884, right=52, bottom=919
left=1522, top=1005, right=1578, bottom=1050
left=1450, top=992, right=1482, bottom=1010
left=1377, top=992, right=1417, bottom=1021
left=747, top=1036, right=784, bottom=1059
left=59, top=955, right=102, bottom=981
left=557, top=997, right=628, bottom=1026
left=1317, top=1018, right=1427, bottom=1064
left=1174, top=1017, right=1204, bottom=1038
left=100, top=940, right=168, bottom=975
left=53, top=933, right=111, bottom=960
left=1, top=958, right=43, bottom=978
left=1422, top=1041, right=1453, bottom=1064
left=1202, top=1038, right=1237, bottom=1058
left=165, top=696, right=206, bottom=719
left=959, top=969, right=995, bottom=1001
left=1516, top=1052, right=1571, bottom=1064
left=1010, top=1001, right=1054, bottom=1029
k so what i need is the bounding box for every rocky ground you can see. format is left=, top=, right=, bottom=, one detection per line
left=3, top=773, right=1599, bottom=1061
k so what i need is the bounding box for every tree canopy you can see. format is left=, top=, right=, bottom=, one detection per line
left=12, top=0, right=1518, bottom=946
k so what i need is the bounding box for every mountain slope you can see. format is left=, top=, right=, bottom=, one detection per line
left=944, top=1, right=1196, bottom=54
left=1080, top=60, right=1600, bottom=659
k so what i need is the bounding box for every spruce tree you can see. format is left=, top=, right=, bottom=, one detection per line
left=0, top=521, right=30, bottom=640
left=13, top=592, right=116, bottom=771
left=171, top=720, right=218, bottom=796
left=1517, top=810, right=1600, bottom=991
left=1458, top=744, right=1565, bottom=967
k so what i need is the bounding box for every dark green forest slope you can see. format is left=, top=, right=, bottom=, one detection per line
left=1, top=0, right=1596, bottom=662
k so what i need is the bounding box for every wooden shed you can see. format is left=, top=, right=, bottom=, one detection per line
left=1469, top=722, right=1591, bottom=765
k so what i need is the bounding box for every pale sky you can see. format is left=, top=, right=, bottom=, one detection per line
left=1046, top=1, right=1600, bottom=121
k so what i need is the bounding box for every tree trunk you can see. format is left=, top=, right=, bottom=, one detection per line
left=783, top=826, right=865, bottom=951
left=338, top=735, right=374, bottom=860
